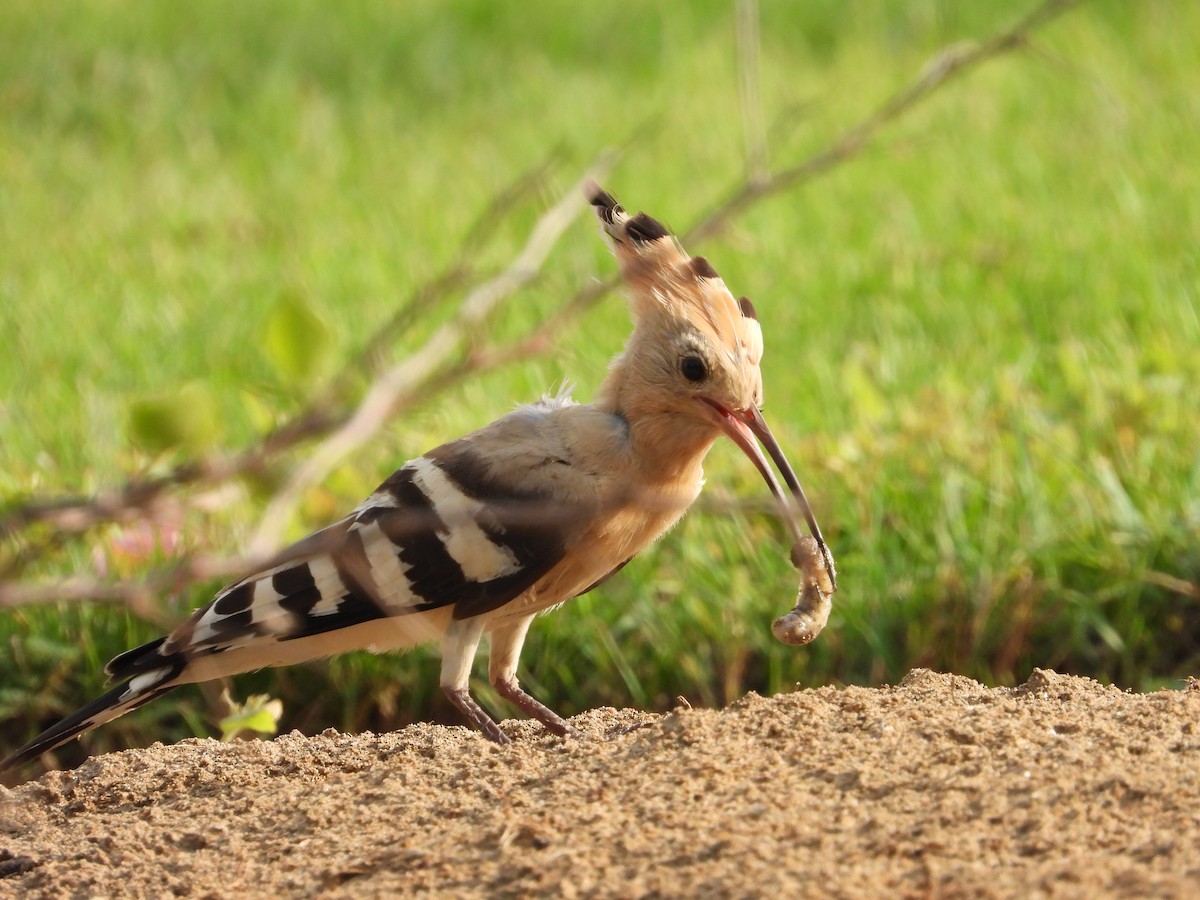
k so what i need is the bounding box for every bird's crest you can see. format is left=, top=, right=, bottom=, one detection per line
left=587, top=182, right=763, bottom=370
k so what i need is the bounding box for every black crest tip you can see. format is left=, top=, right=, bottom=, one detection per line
left=625, top=212, right=669, bottom=244
left=585, top=181, right=623, bottom=224
left=738, top=296, right=758, bottom=321
left=689, top=256, right=720, bottom=280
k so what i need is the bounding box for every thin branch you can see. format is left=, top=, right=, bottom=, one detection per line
left=321, top=151, right=564, bottom=405
left=0, top=159, right=561, bottom=542
left=2, top=1, right=1074, bottom=544
left=1143, top=571, right=1200, bottom=601
left=444, top=0, right=1085, bottom=384
left=686, top=0, right=1083, bottom=244
left=0, top=555, right=270, bottom=610
left=0, top=490, right=788, bottom=610
left=735, top=0, right=768, bottom=183
left=247, top=157, right=616, bottom=555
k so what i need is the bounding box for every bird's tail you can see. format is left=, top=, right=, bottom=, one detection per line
left=1, top=646, right=184, bottom=773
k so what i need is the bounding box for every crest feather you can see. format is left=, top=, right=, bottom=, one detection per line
left=587, top=183, right=761, bottom=362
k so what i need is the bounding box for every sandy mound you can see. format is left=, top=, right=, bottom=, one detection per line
left=2, top=670, right=1197, bottom=898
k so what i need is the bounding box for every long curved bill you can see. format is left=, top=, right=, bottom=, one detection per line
left=701, top=399, right=836, bottom=592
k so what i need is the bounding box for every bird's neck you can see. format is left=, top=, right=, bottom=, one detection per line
left=595, top=363, right=717, bottom=487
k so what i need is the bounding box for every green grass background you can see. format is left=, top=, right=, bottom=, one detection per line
left=2, top=0, right=1198, bottom=772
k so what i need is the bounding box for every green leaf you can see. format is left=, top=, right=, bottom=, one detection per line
left=218, top=690, right=284, bottom=742
left=126, top=382, right=221, bottom=454
left=263, top=292, right=332, bottom=384
left=240, top=389, right=276, bottom=434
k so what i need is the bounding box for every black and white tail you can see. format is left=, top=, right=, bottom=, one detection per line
left=1, top=640, right=185, bottom=771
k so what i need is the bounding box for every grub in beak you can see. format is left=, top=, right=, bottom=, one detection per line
left=698, top=398, right=838, bottom=646
left=699, top=400, right=836, bottom=585
left=772, top=535, right=834, bottom=646
left=739, top=406, right=836, bottom=590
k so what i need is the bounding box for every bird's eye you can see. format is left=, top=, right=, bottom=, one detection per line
left=680, top=355, right=708, bottom=383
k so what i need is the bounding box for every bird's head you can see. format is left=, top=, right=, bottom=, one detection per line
left=588, top=182, right=832, bottom=582
left=588, top=183, right=764, bottom=434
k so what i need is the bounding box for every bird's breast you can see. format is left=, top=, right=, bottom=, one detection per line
left=489, top=467, right=705, bottom=623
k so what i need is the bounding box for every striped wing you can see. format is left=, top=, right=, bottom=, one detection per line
left=109, top=439, right=581, bottom=682
left=1, top=416, right=597, bottom=771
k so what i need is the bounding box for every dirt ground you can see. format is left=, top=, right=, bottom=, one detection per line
left=1, top=669, right=1197, bottom=899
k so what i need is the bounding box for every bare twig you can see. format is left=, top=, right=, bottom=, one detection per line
left=321, top=151, right=564, bottom=405
left=247, top=158, right=616, bottom=555
left=1143, top=571, right=1200, bottom=600
left=686, top=0, right=1082, bottom=244
left=736, top=0, right=768, bottom=183
left=0, top=554, right=269, bottom=611
left=0, top=159, right=562, bottom=542
left=0, top=487, right=797, bottom=611
left=445, top=0, right=1085, bottom=385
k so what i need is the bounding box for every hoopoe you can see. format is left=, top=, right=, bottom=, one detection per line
left=2, top=184, right=834, bottom=772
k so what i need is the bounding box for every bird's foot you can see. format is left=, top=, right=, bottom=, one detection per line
left=494, top=678, right=581, bottom=739
left=444, top=687, right=512, bottom=744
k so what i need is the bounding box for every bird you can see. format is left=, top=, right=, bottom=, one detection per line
left=2, top=183, right=831, bottom=772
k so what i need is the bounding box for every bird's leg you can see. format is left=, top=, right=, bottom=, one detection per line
left=494, top=681, right=580, bottom=738
left=440, top=617, right=510, bottom=744
left=489, top=616, right=581, bottom=738
left=444, top=688, right=509, bottom=744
